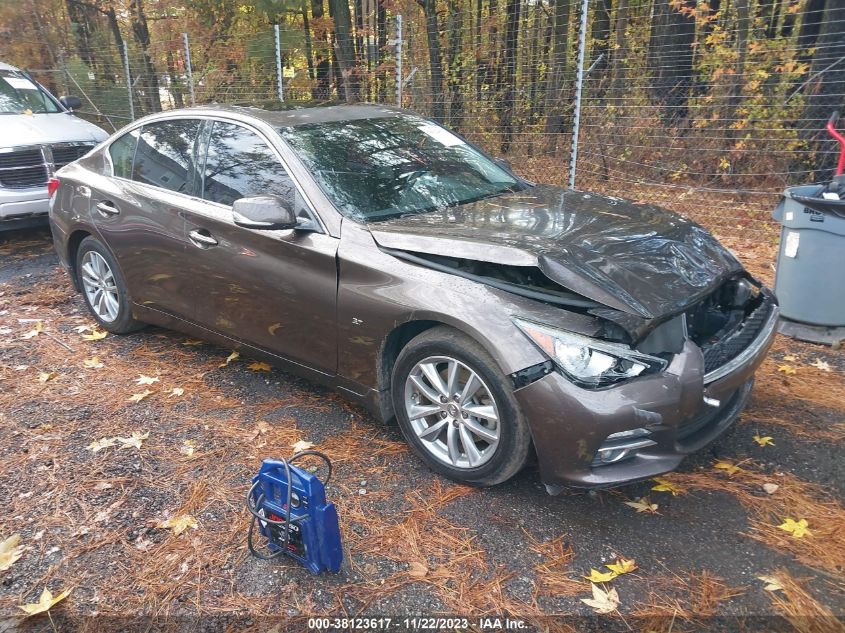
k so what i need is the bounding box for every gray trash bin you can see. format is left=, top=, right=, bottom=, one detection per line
left=772, top=184, right=845, bottom=339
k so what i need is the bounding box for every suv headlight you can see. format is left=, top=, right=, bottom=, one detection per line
left=514, top=318, right=668, bottom=388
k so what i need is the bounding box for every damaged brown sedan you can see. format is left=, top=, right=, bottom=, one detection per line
left=48, top=104, right=778, bottom=493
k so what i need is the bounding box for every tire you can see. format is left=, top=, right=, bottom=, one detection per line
left=391, top=326, right=532, bottom=487
left=75, top=236, right=144, bottom=334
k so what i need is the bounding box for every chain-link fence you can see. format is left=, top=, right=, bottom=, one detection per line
left=5, top=0, right=844, bottom=238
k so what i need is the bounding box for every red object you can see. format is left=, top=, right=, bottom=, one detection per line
left=826, top=112, right=845, bottom=176
left=47, top=177, right=60, bottom=198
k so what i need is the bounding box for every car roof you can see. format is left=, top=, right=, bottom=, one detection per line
left=154, top=103, right=408, bottom=128
left=0, top=61, right=21, bottom=72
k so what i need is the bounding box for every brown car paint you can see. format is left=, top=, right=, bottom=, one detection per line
left=48, top=105, right=778, bottom=492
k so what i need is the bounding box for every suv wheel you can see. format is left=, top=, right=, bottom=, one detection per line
left=391, top=326, right=531, bottom=487
left=76, top=236, right=143, bottom=334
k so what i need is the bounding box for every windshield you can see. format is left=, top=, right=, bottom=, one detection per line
left=278, top=114, right=524, bottom=221
left=0, top=71, right=61, bottom=114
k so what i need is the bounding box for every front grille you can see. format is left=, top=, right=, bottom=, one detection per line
left=700, top=296, right=775, bottom=373
left=0, top=147, right=48, bottom=189
left=52, top=144, right=94, bottom=169
left=0, top=149, right=43, bottom=169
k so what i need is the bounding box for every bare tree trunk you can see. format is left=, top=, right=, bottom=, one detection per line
left=446, top=0, right=464, bottom=130
left=303, top=0, right=315, bottom=81
left=128, top=0, right=161, bottom=113
left=329, top=0, right=358, bottom=101
left=647, top=0, right=696, bottom=121
left=417, top=0, right=445, bottom=120
left=543, top=0, right=571, bottom=154
left=610, top=0, right=628, bottom=101
left=499, top=0, right=521, bottom=153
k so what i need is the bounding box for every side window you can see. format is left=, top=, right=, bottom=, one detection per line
left=132, top=119, right=201, bottom=194
left=108, top=129, right=138, bottom=179
left=202, top=121, right=297, bottom=210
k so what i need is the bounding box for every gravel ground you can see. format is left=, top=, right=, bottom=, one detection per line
left=0, top=226, right=843, bottom=632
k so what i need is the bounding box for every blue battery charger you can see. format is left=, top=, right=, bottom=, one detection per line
left=246, top=452, right=342, bottom=574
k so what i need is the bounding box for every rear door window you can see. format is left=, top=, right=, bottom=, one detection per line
left=201, top=121, right=296, bottom=209
left=108, top=129, right=139, bottom=179
left=132, top=119, right=201, bottom=194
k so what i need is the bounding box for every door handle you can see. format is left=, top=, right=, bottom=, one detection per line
left=95, top=201, right=119, bottom=216
left=188, top=228, right=219, bottom=248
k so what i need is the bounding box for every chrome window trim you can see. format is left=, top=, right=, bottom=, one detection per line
left=703, top=304, right=780, bottom=384
left=103, top=112, right=327, bottom=235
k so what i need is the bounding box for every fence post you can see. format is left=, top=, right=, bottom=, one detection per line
left=182, top=33, right=196, bottom=106
left=395, top=14, right=403, bottom=107
left=274, top=25, right=285, bottom=103
left=568, top=0, right=589, bottom=190
left=121, top=41, right=135, bottom=121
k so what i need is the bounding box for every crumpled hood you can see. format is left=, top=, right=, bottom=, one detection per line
left=369, top=184, right=744, bottom=320
left=1, top=113, right=108, bottom=148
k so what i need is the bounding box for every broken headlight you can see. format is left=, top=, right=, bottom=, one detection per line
left=514, top=318, right=668, bottom=388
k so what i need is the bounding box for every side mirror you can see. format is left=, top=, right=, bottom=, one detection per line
left=232, top=195, right=298, bottom=230
left=60, top=96, right=82, bottom=111
left=494, top=157, right=512, bottom=171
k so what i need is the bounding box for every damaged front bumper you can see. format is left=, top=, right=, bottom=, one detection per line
left=516, top=297, right=779, bottom=492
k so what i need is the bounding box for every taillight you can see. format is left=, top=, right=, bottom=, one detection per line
left=47, top=177, right=60, bottom=198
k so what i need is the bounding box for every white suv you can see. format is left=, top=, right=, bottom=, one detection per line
left=1, top=61, right=109, bottom=230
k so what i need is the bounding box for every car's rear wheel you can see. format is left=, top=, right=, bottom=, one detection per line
left=391, top=326, right=531, bottom=487
left=76, top=236, right=143, bottom=334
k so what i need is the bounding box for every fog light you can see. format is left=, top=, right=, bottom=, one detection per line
left=592, top=428, right=656, bottom=467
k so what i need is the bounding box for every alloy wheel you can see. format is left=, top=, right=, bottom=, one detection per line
left=404, top=355, right=501, bottom=469
left=80, top=250, right=120, bottom=323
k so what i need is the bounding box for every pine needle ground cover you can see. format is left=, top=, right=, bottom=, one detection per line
left=0, top=228, right=842, bottom=631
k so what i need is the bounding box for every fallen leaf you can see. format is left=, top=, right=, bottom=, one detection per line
left=169, top=387, right=185, bottom=397
left=136, top=375, right=160, bottom=385
left=753, top=435, right=775, bottom=447
left=292, top=439, right=315, bottom=453
left=182, top=339, right=204, bottom=346
left=651, top=477, right=684, bottom=496
left=757, top=575, right=784, bottom=592
left=605, top=558, right=637, bottom=575
left=762, top=483, right=780, bottom=495
left=218, top=351, right=240, bottom=368
left=581, top=583, right=620, bottom=614
left=83, top=357, right=104, bottom=369
left=714, top=460, right=743, bottom=475
left=268, top=323, right=282, bottom=336
left=624, top=497, right=659, bottom=513
left=179, top=440, right=195, bottom=457
left=82, top=329, right=108, bottom=341
left=0, top=534, right=24, bottom=571
left=248, top=361, right=272, bottom=372
left=37, top=372, right=55, bottom=383
left=157, top=515, right=198, bottom=535
left=783, top=354, right=798, bottom=362
left=777, top=364, right=797, bottom=375
left=18, top=588, right=71, bottom=616
left=778, top=518, right=810, bottom=538
left=116, top=431, right=149, bottom=450
left=584, top=568, right=617, bottom=583
left=87, top=437, right=117, bottom=452
left=407, top=561, right=428, bottom=578
left=128, top=389, right=153, bottom=403
left=21, top=322, right=44, bottom=339
left=74, top=324, right=94, bottom=334
left=810, top=359, right=831, bottom=372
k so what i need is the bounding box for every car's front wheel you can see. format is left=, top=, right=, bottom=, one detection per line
left=75, top=236, right=143, bottom=334
left=391, top=326, right=532, bottom=487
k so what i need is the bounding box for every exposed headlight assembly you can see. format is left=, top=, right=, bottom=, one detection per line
left=514, top=318, right=668, bottom=388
